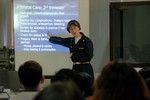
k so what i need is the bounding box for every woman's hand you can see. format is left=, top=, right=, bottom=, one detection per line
left=70, top=53, right=73, bottom=58
left=47, top=32, right=53, bottom=39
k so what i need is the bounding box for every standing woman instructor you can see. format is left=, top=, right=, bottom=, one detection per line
left=47, top=20, right=94, bottom=79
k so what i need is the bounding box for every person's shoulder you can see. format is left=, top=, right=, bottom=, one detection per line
left=80, top=32, right=93, bottom=43
left=10, top=92, right=38, bottom=100
left=80, top=32, right=90, bottom=39
left=83, top=36, right=92, bottom=43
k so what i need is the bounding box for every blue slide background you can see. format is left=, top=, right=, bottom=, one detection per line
left=14, top=0, right=78, bottom=52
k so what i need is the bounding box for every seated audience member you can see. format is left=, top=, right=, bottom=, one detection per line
left=139, top=68, right=150, bottom=90
left=93, top=61, right=150, bottom=100
left=9, top=60, right=45, bottom=100
left=33, top=82, right=85, bottom=100
left=51, top=69, right=94, bottom=100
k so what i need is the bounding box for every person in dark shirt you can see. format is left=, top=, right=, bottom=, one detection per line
left=47, top=20, right=94, bottom=78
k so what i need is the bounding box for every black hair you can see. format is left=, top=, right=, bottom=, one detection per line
left=18, top=60, right=42, bottom=88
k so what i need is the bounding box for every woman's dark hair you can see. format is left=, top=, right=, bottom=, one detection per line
left=94, top=61, right=150, bottom=100
left=67, top=20, right=81, bottom=33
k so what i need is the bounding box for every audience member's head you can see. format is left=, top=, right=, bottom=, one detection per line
left=51, top=68, right=78, bottom=83
left=51, top=74, right=71, bottom=83
left=34, top=82, right=85, bottom=100
left=93, top=61, right=150, bottom=100
left=139, top=68, right=150, bottom=90
left=18, top=60, right=44, bottom=91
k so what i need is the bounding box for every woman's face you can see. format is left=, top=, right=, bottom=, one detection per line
left=69, top=25, right=80, bottom=38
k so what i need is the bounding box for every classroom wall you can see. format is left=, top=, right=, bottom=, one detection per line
left=90, top=0, right=120, bottom=72
left=0, top=0, right=13, bottom=48
left=0, top=0, right=149, bottom=74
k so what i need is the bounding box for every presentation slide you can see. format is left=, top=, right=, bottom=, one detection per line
left=13, top=0, right=89, bottom=75
left=14, top=0, right=78, bottom=52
